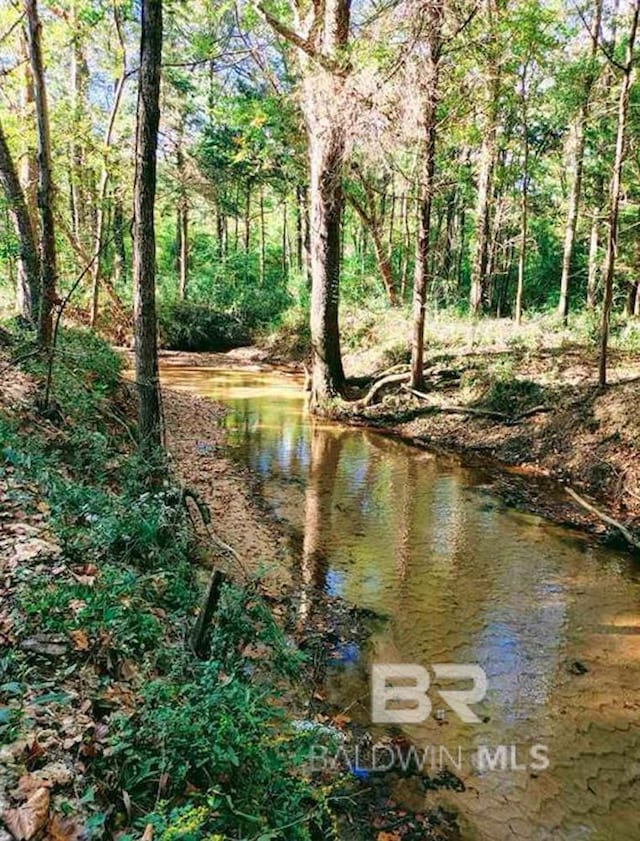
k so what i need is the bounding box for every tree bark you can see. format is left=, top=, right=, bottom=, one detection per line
left=469, top=0, right=500, bottom=317
left=410, top=0, right=444, bottom=390
left=558, top=0, right=602, bottom=325
left=133, top=0, right=163, bottom=450
left=259, top=186, right=266, bottom=284
left=25, top=0, right=57, bottom=348
left=598, top=2, right=638, bottom=388
left=113, top=192, right=126, bottom=284
left=586, top=193, right=601, bottom=309
left=261, top=0, right=351, bottom=405
left=515, top=62, right=530, bottom=326
left=0, top=120, right=40, bottom=323
left=177, top=199, right=188, bottom=300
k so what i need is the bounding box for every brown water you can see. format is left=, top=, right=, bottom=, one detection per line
left=161, top=365, right=640, bottom=841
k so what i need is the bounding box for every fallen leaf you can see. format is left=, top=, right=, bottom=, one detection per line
left=140, top=824, right=153, bottom=841
left=69, top=630, right=89, bottom=651
left=376, top=833, right=401, bottom=841
left=46, top=815, right=82, bottom=841
left=2, top=787, right=49, bottom=840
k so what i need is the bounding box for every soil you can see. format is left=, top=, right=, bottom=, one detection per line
left=347, top=344, right=640, bottom=547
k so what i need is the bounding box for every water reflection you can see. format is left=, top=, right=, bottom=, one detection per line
left=160, top=365, right=640, bottom=841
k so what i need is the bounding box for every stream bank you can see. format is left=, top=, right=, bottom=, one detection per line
left=0, top=329, right=386, bottom=841
left=162, top=340, right=640, bottom=550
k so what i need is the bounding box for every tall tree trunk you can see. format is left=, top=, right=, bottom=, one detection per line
left=113, top=192, right=126, bottom=284
left=400, top=189, right=409, bottom=300
left=295, top=184, right=304, bottom=271
left=89, top=6, right=126, bottom=327
left=25, top=0, right=56, bottom=347
left=261, top=0, right=351, bottom=405
left=0, top=121, right=40, bottom=322
left=244, top=183, right=251, bottom=256
left=259, top=186, right=266, bottom=284
left=469, top=0, right=500, bottom=317
left=558, top=0, right=602, bottom=324
left=586, top=175, right=603, bottom=309
left=515, top=62, right=530, bottom=326
left=175, top=133, right=188, bottom=300
left=19, top=28, right=38, bottom=226
left=410, top=0, right=443, bottom=389
left=133, top=0, right=163, bottom=450
left=598, top=2, right=638, bottom=387
left=70, top=4, right=90, bottom=257
left=177, top=199, right=188, bottom=300
left=307, top=123, right=346, bottom=401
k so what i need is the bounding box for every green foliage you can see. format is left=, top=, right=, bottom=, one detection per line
left=7, top=324, right=122, bottom=423
left=475, top=370, right=546, bottom=414
left=106, top=584, right=331, bottom=840
left=1, top=325, right=339, bottom=840
left=158, top=301, right=251, bottom=351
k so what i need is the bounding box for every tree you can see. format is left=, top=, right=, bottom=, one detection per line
left=469, top=0, right=501, bottom=317
left=90, top=3, right=127, bottom=327
left=598, top=1, right=639, bottom=387
left=25, top=0, right=57, bottom=347
left=260, top=0, right=349, bottom=406
left=0, top=119, right=40, bottom=323
left=410, top=0, right=444, bottom=389
left=347, top=164, right=398, bottom=306
left=557, top=0, right=602, bottom=325
left=133, top=0, right=163, bottom=449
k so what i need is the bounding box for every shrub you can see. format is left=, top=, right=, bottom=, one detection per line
left=158, top=302, right=251, bottom=351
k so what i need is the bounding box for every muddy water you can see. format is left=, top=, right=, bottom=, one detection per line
left=161, top=365, right=640, bottom=841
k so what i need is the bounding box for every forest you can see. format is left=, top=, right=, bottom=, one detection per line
left=1, top=0, right=640, bottom=839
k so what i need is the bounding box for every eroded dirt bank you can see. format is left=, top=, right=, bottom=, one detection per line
left=354, top=345, right=640, bottom=544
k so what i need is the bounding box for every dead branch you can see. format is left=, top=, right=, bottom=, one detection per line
left=191, top=568, right=227, bottom=658
left=566, top=487, right=640, bottom=552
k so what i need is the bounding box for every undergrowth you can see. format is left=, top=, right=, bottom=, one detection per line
left=0, top=325, right=337, bottom=840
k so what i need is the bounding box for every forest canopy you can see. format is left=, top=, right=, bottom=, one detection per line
left=0, top=0, right=639, bottom=402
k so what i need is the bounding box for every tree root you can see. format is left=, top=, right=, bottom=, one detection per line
left=403, top=386, right=550, bottom=425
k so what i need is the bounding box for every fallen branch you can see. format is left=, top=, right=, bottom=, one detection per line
left=565, top=487, right=640, bottom=551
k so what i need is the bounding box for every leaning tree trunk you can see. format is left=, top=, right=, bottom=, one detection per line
left=0, top=120, right=40, bottom=322
left=349, top=191, right=398, bottom=306
left=411, top=0, right=444, bottom=390
left=133, top=0, right=163, bottom=450
left=25, top=0, right=57, bottom=348
left=558, top=0, right=602, bottom=325
left=598, top=2, right=639, bottom=388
